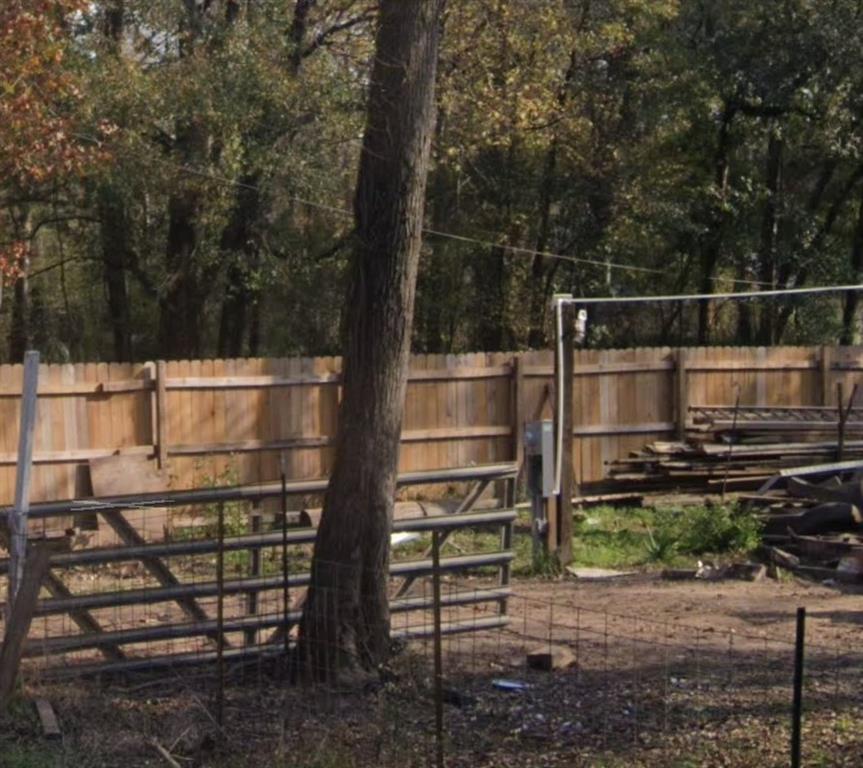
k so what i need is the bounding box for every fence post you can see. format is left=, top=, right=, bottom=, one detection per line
left=281, top=455, right=290, bottom=657
left=512, top=354, right=525, bottom=482
left=819, top=345, right=832, bottom=407
left=245, top=502, right=262, bottom=646
left=791, top=606, right=806, bottom=768
left=675, top=348, right=689, bottom=439
left=431, top=531, right=445, bottom=768
left=154, top=360, right=170, bottom=469
left=557, top=304, right=575, bottom=565
left=499, top=478, right=514, bottom=616
left=9, top=351, right=39, bottom=612
left=216, top=501, right=225, bottom=732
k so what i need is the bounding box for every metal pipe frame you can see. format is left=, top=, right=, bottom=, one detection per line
left=32, top=551, right=514, bottom=616
left=38, top=615, right=511, bottom=680
left=0, top=463, right=519, bottom=523
left=0, top=509, right=516, bottom=575
left=26, top=587, right=512, bottom=657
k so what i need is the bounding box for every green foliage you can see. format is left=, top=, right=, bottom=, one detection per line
left=5, top=0, right=863, bottom=357
left=191, top=462, right=249, bottom=574
left=569, top=503, right=762, bottom=569
left=678, top=503, right=763, bottom=556
left=0, top=746, right=56, bottom=768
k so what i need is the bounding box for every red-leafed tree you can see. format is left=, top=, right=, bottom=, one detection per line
left=0, top=0, right=108, bottom=322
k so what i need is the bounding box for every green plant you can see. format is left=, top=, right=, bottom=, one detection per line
left=678, top=503, right=762, bottom=556
left=0, top=745, right=56, bottom=768
left=645, top=524, right=679, bottom=563
left=192, top=462, right=251, bottom=573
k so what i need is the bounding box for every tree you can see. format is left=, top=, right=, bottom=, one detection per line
left=0, top=0, right=106, bottom=346
left=297, top=0, right=445, bottom=679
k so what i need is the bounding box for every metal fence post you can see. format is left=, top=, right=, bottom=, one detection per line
left=281, top=455, right=290, bottom=658
left=216, top=501, right=225, bottom=733
left=431, top=531, right=445, bottom=768
left=9, top=351, right=39, bottom=613
left=791, top=607, right=806, bottom=768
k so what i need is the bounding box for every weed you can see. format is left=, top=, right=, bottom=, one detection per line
left=0, top=745, right=56, bottom=768
left=678, top=503, right=762, bottom=556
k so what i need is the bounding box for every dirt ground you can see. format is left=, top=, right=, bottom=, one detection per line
left=4, top=572, right=863, bottom=768
left=510, top=570, right=863, bottom=647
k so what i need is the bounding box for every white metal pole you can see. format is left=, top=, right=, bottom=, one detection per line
left=552, top=295, right=571, bottom=496
left=9, top=351, right=39, bottom=611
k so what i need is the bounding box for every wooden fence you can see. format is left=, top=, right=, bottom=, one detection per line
left=0, top=346, right=861, bottom=506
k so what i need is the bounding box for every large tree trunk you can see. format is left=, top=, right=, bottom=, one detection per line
left=100, top=189, right=133, bottom=361
left=97, top=1, right=133, bottom=362
left=157, top=2, right=210, bottom=359
left=217, top=172, right=261, bottom=358
left=841, top=188, right=863, bottom=345
left=297, top=0, right=444, bottom=680
left=756, top=130, right=783, bottom=345
left=158, top=153, right=207, bottom=359
left=697, top=105, right=735, bottom=345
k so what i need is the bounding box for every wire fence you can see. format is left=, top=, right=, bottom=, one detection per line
left=7, top=571, right=863, bottom=767
left=1, top=471, right=861, bottom=766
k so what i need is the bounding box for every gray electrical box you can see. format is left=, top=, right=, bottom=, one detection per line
left=524, top=420, right=555, bottom=498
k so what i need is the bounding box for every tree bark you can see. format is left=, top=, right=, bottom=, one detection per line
left=8, top=211, right=32, bottom=362
left=756, top=130, right=783, bottom=345
left=841, top=188, right=863, bottom=345
left=96, top=0, right=133, bottom=362
left=158, top=138, right=207, bottom=359
left=217, top=172, right=261, bottom=358
left=157, top=2, right=212, bottom=359
left=297, top=0, right=445, bottom=680
left=100, top=188, right=133, bottom=361
left=697, top=104, right=735, bottom=345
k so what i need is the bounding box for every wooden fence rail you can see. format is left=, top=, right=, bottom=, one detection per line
left=0, top=346, right=861, bottom=508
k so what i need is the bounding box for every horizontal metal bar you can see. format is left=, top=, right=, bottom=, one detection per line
left=777, top=459, right=863, bottom=478
left=557, top=283, right=863, bottom=305
left=25, top=588, right=511, bottom=656
left=0, top=510, right=517, bottom=574
left=0, top=463, right=518, bottom=522
left=37, top=615, right=510, bottom=679
left=32, top=552, right=514, bottom=615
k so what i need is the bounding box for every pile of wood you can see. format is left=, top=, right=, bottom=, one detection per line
left=600, top=405, right=863, bottom=494
left=750, top=468, right=863, bottom=583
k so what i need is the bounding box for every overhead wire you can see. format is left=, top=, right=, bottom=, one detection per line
left=57, top=123, right=775, bottom=286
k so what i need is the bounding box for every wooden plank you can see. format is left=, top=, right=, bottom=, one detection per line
left=524, top=361, right=674, bottom=377
left=0, top=544, right=50, bottom=712
left=675, top=348, right=689, bottom=439
left=60, top=365, right=78, bottom=502
left=0, top=379, right=153, bottom=397
left=167, top=373, right=341, bottom=389
left=163, top=367, right=511, bottom=391
left=0, top=446, right=151, bottom=465
left=154, top=361, right=169, bottom=470
left=820, top=346, right=833, bottom=406
left=41, top=364, right=62, bottom=504
left=574, top=422, right=675, bottom=437
left=90, top=455, right=168, bottom=496
left=9, top=352, right=39, bottom=604
left=34, top=698, right=61, bottom=739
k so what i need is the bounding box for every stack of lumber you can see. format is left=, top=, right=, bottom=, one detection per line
left=600, top=405, right=863, bottom=494
left=748, top=472, right=863, bottom=583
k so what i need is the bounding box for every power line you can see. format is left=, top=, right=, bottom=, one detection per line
left=553, top=283, right=863, bottom=305
left=60, top=124, right=771, bottom=286
left=151, top=155, right=778, bottom=286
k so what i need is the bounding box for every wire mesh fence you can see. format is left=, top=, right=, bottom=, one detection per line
left=1, top=467, right=862, bottom=766
left=6, top=570, right=863, bottom=767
